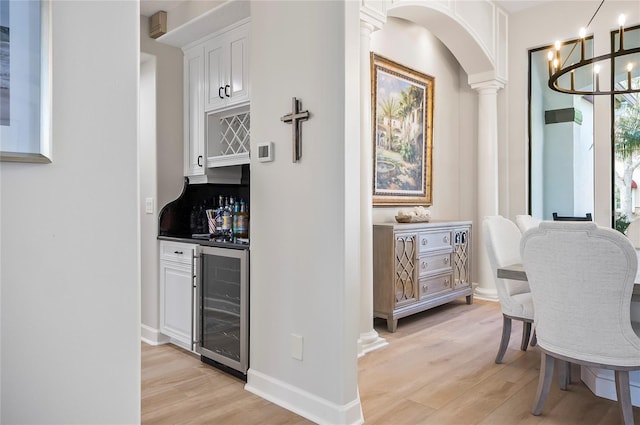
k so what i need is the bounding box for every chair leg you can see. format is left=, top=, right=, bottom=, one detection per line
left=530, top=330, right=537, bottom=347
left=532, top=352, right=555, bottom=416
left=495, top=315, right=512, bottom=364
left=558, top=360, right=570, bottom=390
left=615, top=370, right=635, bottom=425
left=521, top=321, right=532, bottom=351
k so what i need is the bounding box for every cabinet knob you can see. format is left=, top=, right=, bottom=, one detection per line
left=443, top=236, right=449, bottom=243
left=443, top=258, right=449, bottom=264
left=225, top=84, right=231, bottom=97
left=174, top=251, right=183, bottom=255
left=422, top=262, right=427, bottom=269
left=197, top=155, right=203, bottom=167
left=423, top=284, right=428, bottom=291
left=444, top=279, right=450, bottom=286
left=422, top=239, right=427, bottom=245
left=218, top=86, right=224, bottom=99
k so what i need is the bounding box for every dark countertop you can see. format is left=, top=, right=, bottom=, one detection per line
left=158, top=235, right=249, bottom=250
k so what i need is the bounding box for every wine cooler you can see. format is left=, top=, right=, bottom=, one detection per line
left=194, top=245, right=249, bottom=376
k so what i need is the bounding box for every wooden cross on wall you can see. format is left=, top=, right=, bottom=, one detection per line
left=280, top=97, right=310, bottom=162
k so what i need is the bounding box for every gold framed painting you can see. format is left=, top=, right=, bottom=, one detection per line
left=371, top=53, right=433, bottom=206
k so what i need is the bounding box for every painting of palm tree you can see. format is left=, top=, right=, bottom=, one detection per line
left=371, top=54, right=434, bottom=206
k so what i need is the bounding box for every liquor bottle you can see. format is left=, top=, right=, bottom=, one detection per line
left=235, top=199, right=249, bottom=239
left=222, top=197, right=232, bottom=236
left=215, top=195, right=224, bottom=233
left=232, top=199, right=240, bottom=237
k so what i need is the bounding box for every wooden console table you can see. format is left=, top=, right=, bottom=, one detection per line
left=373, top=221, right=473, bottom=332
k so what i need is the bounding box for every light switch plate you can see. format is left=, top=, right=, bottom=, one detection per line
left=257, top=142, right=274, bottom=162
left=145, top=198, right=154, bottom=214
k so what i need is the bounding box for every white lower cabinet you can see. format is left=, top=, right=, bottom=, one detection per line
left=159, top=241, right=197, bottom=350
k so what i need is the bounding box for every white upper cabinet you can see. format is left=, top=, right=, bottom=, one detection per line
left=182, top=20, right=251, bottom=179
left=204, top=21, right=250, bottom=113
left=183, top=44, right=205, bottom=178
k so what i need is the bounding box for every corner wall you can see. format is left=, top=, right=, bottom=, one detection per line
left=0, top=1, right=140, bottom=422
left=140, top=16, right=184, bottom=341
left=246, top=1, right=362, bottom=423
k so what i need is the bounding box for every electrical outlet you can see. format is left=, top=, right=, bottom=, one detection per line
left=291, top=334, right=303, bottom=360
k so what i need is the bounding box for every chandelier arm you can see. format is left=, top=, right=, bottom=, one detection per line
left=549, top=46, right=640, bottom=95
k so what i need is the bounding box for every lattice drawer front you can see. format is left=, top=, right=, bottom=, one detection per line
left=453, top=229, right=470, bottom=286
left=394, top=235, right=416, bottom=303
left=219, top=112, right=250, bottom=155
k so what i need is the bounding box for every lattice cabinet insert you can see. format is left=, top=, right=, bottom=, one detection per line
left=373, top=221, right=473, bottom=332
left=206, top=106, right=250, bottom=167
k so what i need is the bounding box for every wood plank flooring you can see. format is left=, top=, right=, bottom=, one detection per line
left=142, top=299, right=640, bottom=424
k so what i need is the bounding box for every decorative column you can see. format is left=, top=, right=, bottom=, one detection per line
left=471, top=80, right=503, bottom=301
left=358, top=17, right=387, bottom=356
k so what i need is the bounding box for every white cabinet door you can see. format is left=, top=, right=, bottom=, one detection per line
left=159, top=241, right=196, bottom=350
left=183, top=45, right=205, bottom=178
left=203, top=22, right=250, bottom=113
left=204, top=37, right=226, bottom=112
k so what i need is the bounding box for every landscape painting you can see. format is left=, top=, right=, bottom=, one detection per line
left=371, top=54, right=433, bottom=206
left=1, top=0, right=8, bottom=126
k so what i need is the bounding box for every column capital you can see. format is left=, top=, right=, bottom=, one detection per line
left=470, top=79, right=505, bottom=94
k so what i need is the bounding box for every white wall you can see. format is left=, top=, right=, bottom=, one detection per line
left=246, top=1, right=362, bottom=423
left=0, top=1, right=140, bottom=423
left=370, top=17, right=477, bottom=223
left=506, top=0, right=640, bottom=223
left=140, top=16, right=183, bottom=342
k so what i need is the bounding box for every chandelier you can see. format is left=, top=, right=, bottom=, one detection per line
left=548, top=0, right=640, bottom=95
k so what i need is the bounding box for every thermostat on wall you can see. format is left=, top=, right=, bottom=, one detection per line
left=257, top=142, right=274, bottom=162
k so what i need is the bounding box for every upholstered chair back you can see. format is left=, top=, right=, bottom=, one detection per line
left=515, top=214, right=541, bottom=234
left=482, top=216, right=533, bottom=318
left=521, top=222, right=640, bottom=367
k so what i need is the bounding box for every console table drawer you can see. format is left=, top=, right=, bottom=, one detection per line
left=420, top=274, right=453, bottom=299
left=418, top=253, right=452, bottom=277
left=419, top=230, right=452, bottom=253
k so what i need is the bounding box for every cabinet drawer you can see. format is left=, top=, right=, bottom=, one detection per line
left=160, top=241, right=196, bottom=264
left=419, top=274, right=453, bottom=299
left=418, top=253, right=452, bottom=277
left=419, top=230, right=452, bottom=253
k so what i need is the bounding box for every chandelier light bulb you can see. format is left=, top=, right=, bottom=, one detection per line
left=555, top=40, right=561, bottom=51
left=628, top=63, right=633, bottom=72
left=618, top=14, right=626, bottom=27
left=579, top=28, right=586, bottom=39
left=594, top=64, right=601, bottom=74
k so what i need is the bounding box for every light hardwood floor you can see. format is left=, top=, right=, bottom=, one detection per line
left=142, top=299, right=640, bottom=424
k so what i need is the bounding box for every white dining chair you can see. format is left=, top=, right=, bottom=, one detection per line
left=482, top=215, right=536, bottom=364
left=515, top=214, right=541, bottom=233
left=626, top=218, right=640, bottom=249
left=521, top=221, right=640, bottom=425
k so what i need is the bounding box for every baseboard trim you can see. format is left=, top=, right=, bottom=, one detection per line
left=141, top=324, right=170, bottom=346
left=245, top=368, right=363, bottom=425
left=473, top=283, right=498, bottom=302
left=581, top=367, right=640, bottom=407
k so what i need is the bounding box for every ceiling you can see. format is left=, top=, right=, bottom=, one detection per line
left=140, top=0, right=549, bottom=18
left=140, top=0, right=185, bottom=17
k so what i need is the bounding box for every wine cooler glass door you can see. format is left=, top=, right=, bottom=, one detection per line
left=195, top=246, right=248, bottom=374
